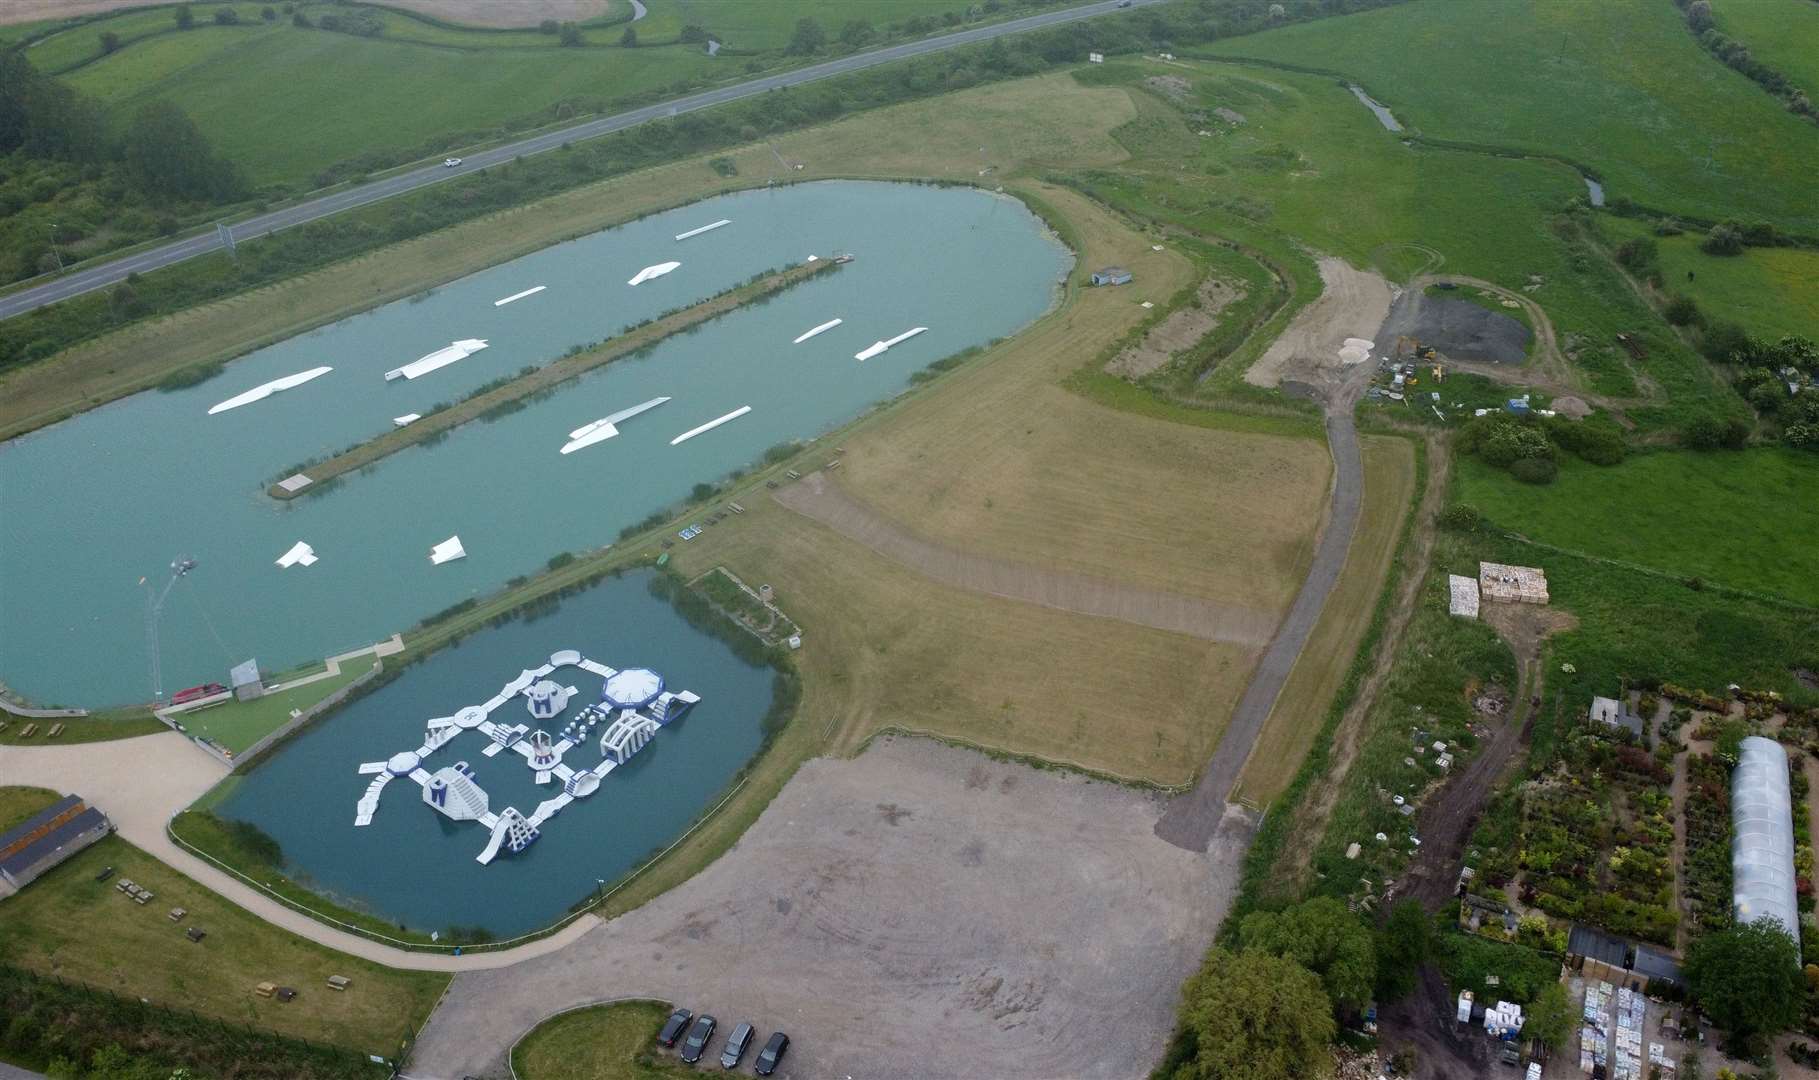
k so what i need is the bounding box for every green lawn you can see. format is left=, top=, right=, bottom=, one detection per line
left=1199, top=0, right=1819, bottom=232
left=0, top=785, right=63, bottom=832
left=511, top=1001, right=698, bottom=1080
left=1712, top=0, right=1819, bottom=100
left=0, top=819, right=448, bottom=1052
left=177, top=659, right=375, bottom=755
left=1606, top=218, right=1819, bottom=342
left=1070, top=60, right=1735, bottom=425
left=1455, top=448, right=1819, bottom=607
left=0, top=711, right=165, bottom=746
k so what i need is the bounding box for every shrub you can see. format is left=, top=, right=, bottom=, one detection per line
left=1615, top=236, right=1658, bottom=272
left=546, top=552, right=576, bottom=572
left=1700, top=221, right=1745, bottom=256
left=1663, top=295, right=1701, bottom=326
left=1699, top=321, right=1753, bottom=362
left=1440, top=504, right=1482, bottom=532
left=1510, top=456, right=1557, bottom=484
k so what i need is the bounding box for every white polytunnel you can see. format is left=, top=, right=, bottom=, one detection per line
left=1731, top=735, right=1799, bottom=939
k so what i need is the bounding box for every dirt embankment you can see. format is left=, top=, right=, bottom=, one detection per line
left=1245, top=256, right=1394, bottom=390
left=1106, top=274, right=1245, bottom=379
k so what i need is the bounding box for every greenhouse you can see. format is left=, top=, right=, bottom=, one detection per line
left=1731, top=736, right=1799, bottom=939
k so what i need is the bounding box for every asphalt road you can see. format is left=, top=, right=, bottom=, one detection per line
left=0, top=0, right=1162, bottom=322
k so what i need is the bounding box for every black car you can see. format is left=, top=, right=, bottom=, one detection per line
left=719, top=1022, right=754, bottom=1069
left=657, top=1008, right=692, bottom=1048
left=753, top=1031, right=790, bottom=1076
left=680, top=1015, right=717, bottom=1064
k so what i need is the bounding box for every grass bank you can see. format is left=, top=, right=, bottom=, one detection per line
left=266, top=258, right=839, bottom=499
left=511, top=1000, right=693, bottom=1080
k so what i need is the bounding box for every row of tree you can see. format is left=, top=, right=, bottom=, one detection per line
left=0, top=50, right=243, bottom=203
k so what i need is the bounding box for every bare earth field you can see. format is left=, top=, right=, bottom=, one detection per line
left=1245, top=255, right=1394, bottom=390
left=0, top=0, right=612, bottom=27
left=1106, top=274, right=1243, bottom=378
left=411, top=737, right=1258, bottom=1080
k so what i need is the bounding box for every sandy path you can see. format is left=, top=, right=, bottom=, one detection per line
left=1244, top=256, right=1393, bottom=389
left=774, top=472, right=1278, bottom=647
left=411, top=737, right=1257, bottom=1080
left=0, top=732, right=597, bottom=971
left=2, top=0, right=611, bottom=27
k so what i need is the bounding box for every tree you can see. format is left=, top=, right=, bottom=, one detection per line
left=1440, top=504, right=1482, bottom=533
left=120, top=100, right=245, bottom=201
left=538, top=18, right=559, bottom=34
left=213, top=7, right=239, bottom=24
left=678, top=23, right=709, bottom=43
left=99, top=30, right=121, bottom=54
left=1525, top=983, right=1573, bottom=1049
left=261, top=6, right=277, bottom=21
left=1376, top=899, right=1432, bottom=1001
left=1239, top=896, right=1377, bottom=1009
left=1174, top=949, right=1336, bottom=1080
left=1701, top=221, right=1745, bottom=256
left=291, top=11, right=310, bottom=27
left=620, top=26, right=638, bottom=47
left=840, top=19, right=875, bottom=47
left=558, top=21, right=582, bottom=46
left=174, top=3, right=195, bottom=30
left=1685, top=921, right=1803, bottom=1045
left=1663, top=294, right=1701, bottom=326
left=787, top=17, right=826, bottom=55
left=1686, top=0, right=1714, bottom=32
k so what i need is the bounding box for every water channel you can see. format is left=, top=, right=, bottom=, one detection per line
left=217, top=570, right=774, bottom=937
left=0, top=181, right=1071, bottom=706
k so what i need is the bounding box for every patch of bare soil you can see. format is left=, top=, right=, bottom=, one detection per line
left=1245, top=256, right=1394, bottom=390
left=1, top=0, right=611, bottom=27
left=1143, top=75, right=1192, bottom=103
left=1105, top=274, right=1243, bottom=378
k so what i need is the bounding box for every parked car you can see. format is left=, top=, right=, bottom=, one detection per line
left=754, top=1031, right=790, bottom=1076
left=719, top=1022, right=754, bottom=1069
left=657, top=1008, right=692, bottom=1048
left=443, top=157, right=463, bottom=167
left=680, top=1015, right=717, bottom=1064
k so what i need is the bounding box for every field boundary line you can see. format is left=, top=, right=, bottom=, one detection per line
left=860, top=726, right=1193, bottom=794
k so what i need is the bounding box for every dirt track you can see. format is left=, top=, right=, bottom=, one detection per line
left=409, top=737, right=1257, bottom=1080
left=1244, top=256, right=1394, bottom=389
left=774, top=472, right=1278, bottom=647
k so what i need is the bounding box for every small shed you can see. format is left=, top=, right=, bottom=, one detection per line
left=1090, top=267, right=1133, bottom=286
left=230, top=659, right=264, bottom=701
left=1588, top=695, right=1645, bottom=739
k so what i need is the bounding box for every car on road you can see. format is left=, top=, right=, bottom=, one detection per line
left=443, top=157, right=462, bottom=167
left=754, top=1031, right=790, bottom=1076
left=679, top=1015, right=716, bottom=1064
left=657, top=1008, right=692, bottom=1048
left=719, top=1022, right=754, bottom=1069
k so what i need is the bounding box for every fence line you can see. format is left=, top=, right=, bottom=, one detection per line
left=167, top=775, right=751, bottom=954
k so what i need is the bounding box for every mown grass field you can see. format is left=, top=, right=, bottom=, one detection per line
left=0, top=711, right=164, bottom=746
left=0, top=72, right=1136, bottom=440
left=1455, top=449, right=1819, bottom=608
left=177, top=660, right=374, bottom=754
left=1712, top=0, right=1819, bottom=99
left=0, top=785, right=62, bottom=831
left=0, top=817, right=448, bottom=1052
left=511, top=1001, right=694, bottom=1080
left=1198, top=0, right=1819, bottom=233
left=1605, top=217, right=1819, bottom=342
left=1231, top=435, right=1418, bottom=807
left=1069, top=60, right=1734, bottom=425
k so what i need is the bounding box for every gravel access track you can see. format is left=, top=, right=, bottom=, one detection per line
left=1244, top=256, right=1394, bottom=389
left=411, top=737, right=1256, bottom=1080
left=775, top=472, right=1279, bottom=647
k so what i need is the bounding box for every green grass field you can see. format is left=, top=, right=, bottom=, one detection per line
left=1605, top=218, right=1819, bottom=342
left=511, top=1001, right=695, bottom=1080
left=0, top=811, right=448, bottom=1052
left=1199, top=0, right=1819, bottom=232
left=0, top=785, right=62, bottom=832
left=177, top=660, right=375, bottom=755
left=1455, top=449, right=1819, bottom=607
left=1712, top=0, right=1819, bottom=100
left=1070, top=60, right=1733, bottom=424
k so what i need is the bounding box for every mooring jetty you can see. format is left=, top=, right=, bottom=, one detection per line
left=267, top=257, right=841, bottom=500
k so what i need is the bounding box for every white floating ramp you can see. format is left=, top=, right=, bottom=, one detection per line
left=275, top=541, right=318, bottom=569
left=207, top=366, right=333, bottom=415
left=429, top=535, right=467, bottom=565
left=627, top=261, right=681, bottom=286
left=393, top=413, right=422, bottom=427
left=674, top=219, right=730, bottom=241
left=385, top=339, right=488, bottom=381
left=854, top=326, right=927, bottom=362
left=793, top=318, right=842, bottom=344
left=559, top=396, right=671, bottom=455
left=669, top=405, right=751, bottom=446
left=494, top=286, right=546, bottom=307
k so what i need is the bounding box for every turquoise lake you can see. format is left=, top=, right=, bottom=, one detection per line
left=0, top=181, right=1070, bottom=706
left=218, top=570, right=776, bottom=938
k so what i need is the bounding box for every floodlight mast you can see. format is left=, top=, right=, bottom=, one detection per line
left=143, top=556, right=197, bottom=702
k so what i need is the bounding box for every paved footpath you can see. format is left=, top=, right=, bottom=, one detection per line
left=0, top=731, right=594, bottom=971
